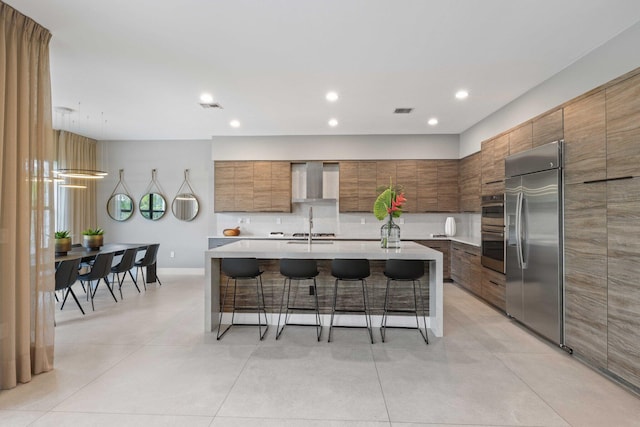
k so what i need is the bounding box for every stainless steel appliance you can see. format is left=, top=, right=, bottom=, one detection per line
left=505, top=140, right=563, bottom=345
left=481, top=195, right=505, bottom=273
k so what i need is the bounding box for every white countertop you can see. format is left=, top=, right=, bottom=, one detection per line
left=208, top=234, right=481, bottom=247
left=206, top=239, right=443, bottom=261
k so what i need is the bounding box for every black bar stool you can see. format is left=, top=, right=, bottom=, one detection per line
left=217, top=258, right=269, bottom=340
left=328, top=259, right=374, bottom=343
left=381, top=259, right=429, bottom=344
left=276, top=259, right=322, bottom=341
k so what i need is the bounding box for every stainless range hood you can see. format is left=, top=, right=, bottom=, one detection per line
left=291, top=161, right=338, bottom=203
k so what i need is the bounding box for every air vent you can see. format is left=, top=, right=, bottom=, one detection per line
left=199, top=102, right=223, bottom=109
left=394, top=108, right=413, bottom=114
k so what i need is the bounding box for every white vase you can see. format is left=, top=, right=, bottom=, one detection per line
left=444, top=217, right=456, bottom=237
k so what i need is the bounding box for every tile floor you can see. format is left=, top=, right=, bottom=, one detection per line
left=1, top=273, right=639, bottom=426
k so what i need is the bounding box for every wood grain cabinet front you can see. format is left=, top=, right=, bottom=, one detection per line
left=416, top=240, right=451, bottom=281
left=451, top=242, right=481, bottom=296
left=481, top=266, right=505, bottom=311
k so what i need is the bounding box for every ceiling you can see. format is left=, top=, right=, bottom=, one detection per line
left=6, top=0, right=640, bottom=141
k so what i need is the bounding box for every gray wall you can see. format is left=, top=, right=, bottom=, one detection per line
left=459, top=20, right=640, bottom=157
left=97, top=140, right=211, bottom=269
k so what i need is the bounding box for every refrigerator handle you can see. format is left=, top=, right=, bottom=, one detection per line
left=515, top=191, right=525, bottom=269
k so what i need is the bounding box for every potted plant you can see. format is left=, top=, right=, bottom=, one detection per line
left=82, top=227, right=104, bottom=250
left=55, top=230, right=72, bottom=255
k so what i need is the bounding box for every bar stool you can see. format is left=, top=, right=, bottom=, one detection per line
left=276, top=259, right=322, bottom=341
left=381, top=259, right=429, bottom=344
left=328, top=259, right=374, bottom=343
left=217, top=258, right=269, bottom=340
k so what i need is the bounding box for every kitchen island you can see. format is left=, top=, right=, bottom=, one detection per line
left=204, top=240, right=444, bottom=337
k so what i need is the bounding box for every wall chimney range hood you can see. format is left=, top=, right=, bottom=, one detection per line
left=291, top=161, right=338, bottom=203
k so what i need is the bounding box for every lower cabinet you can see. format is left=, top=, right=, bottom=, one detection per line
left=416, top=240, right=451, bottom=281
left=451, top=242, right=481, bottom=295
left=481, top=266, right=505, bottom=311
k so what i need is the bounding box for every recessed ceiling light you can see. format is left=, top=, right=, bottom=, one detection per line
left=328, top=118, right=338, bottom=127
left=326, top=91, right=339, bottom=102
left=455, top=90, right=469, bottom=100
left=428, top=118, right=438, bottom=126
left=200, top=93, right=214, bottom=103
left=230, top=120, right=240, bottom=128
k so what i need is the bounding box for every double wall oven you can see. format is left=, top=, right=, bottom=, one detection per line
left=481, top=194, right=505, bottom=274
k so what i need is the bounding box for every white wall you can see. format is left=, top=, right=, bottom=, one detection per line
left=212, top=134, right=460, bottom=160
left=459, top=20, right=640, bottom=157
left=97, top=140, right=211, bottom=268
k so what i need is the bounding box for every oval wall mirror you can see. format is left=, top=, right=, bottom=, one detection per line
left=139, top=192, right=167, bottom=220
left=172, top=193, right=199, bottom=221
left=107, top=193, right=135, bottom=221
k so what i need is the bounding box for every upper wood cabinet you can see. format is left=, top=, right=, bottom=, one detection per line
left=214, top=161, right=291, bottom=213
left=458, top=152, right=481, bottom=213
left=532, top=108, right=563, bottom=147
left=508, top=123, right=533, bottom=155
left=436, top=160, right=459, bottom=212
left=564, top=90, right=606, bottom=185
left=606, top=72, right=640, bottom=179
left=481, top=134, right=509, bottom=196
left=339, top=159, right=459, bottom=213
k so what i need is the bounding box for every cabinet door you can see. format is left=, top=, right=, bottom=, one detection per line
left=564, top=90, right=606, bottom=185
left=416, top=160, right=438, bottom=212
left=606, top=73, right=640, bottom=179
left=459, top=152, right=481, bottom=212
left=376, top=160, right=396, bottom=191
left=508, top=123, right=533, bottom=155
left=564, top=182, right=608, bottom=368
left=532, top=108, right=563, bottom=148
left=271, top=161, right=291, bottom=212
left=252, top=161, right=272, bottom=212
left=437, top=160, right=459, bottom=212
left=339, top=161, right=359, bottom=212
left=358, top=161, right=377, bottom=212
left=234, top=162, right=254, bottom=212
left=214, top=161, right=236, bottom=212
left=482, top=134, right=508, bottom=196
left=396, top=160, right=417, bottom=213
left=607, top=177, right=640, bottom=387
left=481, top=266, right=505, bottom=311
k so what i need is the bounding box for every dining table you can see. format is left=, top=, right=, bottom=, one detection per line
left=54, top=243, right=159, bottom=283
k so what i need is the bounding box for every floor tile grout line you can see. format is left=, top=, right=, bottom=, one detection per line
left=370, top=343, right=393, bottom=425
left=490, top=352, right=574, bottom=427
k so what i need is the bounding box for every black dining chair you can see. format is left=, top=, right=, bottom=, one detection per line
left=134, top=244, right=162, bottom=289
left=381, top=259, right=429, bottom=344
left=78, top=252, right=116, bottom=311
left=55, top=258, right=85, bottom=315
left=110, top=248, right=140, bottom=298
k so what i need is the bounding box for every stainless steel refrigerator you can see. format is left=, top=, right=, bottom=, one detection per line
left=505, top=140, right=563, bottom=345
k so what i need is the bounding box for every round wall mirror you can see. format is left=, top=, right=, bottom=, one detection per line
left=139, top=192, right=167, bottom=220
left=172, top=193, right=199, bottom=221
left=107, top=193, right=135, bottom=221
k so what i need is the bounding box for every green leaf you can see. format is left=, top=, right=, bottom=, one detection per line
left=373, top=188, right=392, bottom=220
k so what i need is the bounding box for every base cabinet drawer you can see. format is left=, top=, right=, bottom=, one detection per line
left=416, top=240, right=451, bottom=281
left=481, top=266, right=506, bottom=311
left=451, top=242, right=481, bottom=295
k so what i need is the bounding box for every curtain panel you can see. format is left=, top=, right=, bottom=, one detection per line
left=54, top=130, right=98, bottom=243
left=0, top=2, right=55, bottom=390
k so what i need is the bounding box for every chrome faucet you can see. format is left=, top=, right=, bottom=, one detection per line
left=308, top=206, right=313, bottom=245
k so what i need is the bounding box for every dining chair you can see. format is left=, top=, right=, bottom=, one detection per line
left=55, top=258, right=85, bottom=315
left=134, top=244, right=162, bottom=289
left=110, top=247, right=140, bottom=298
left=78, top=252, right=116, bottom=311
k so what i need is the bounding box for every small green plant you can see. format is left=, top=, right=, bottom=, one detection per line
left=82, top=227, right=104, bottom=236
left=55, top=230, right=70, bottom=239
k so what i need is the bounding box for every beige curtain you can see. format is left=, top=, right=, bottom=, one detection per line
left=54, top=130, right=98, bottom=243
left=0, top=3, right=55, bottom=390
